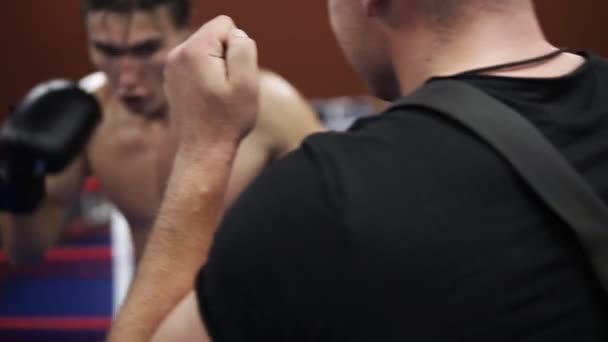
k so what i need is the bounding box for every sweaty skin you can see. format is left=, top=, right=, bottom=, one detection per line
left=0, top=7, right=322, bottom=264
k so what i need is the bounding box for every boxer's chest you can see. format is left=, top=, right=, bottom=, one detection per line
left=86, top=105, right=175, bottom=230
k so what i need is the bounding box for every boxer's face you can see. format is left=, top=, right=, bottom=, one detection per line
left=85, top=6, right=189, bottom=115
left=328, top=0, right=401, bottom=100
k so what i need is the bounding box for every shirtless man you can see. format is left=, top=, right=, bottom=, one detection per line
left=0, top=0, right=321, bottom=264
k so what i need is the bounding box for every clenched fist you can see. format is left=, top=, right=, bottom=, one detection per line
left=164, top=16, right=259, bottom=147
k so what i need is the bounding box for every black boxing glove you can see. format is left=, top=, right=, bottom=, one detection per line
left=0, top=144, right=45, bottom=214
left=0, top=80, right=102, bottom=213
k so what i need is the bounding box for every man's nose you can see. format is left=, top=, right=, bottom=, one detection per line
left=117, top=58, right=141, bottom=91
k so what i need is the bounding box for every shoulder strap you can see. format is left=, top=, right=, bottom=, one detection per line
left=391, top=80, right=608, bottom=294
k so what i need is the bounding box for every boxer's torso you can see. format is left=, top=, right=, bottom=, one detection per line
left=80, top=74, right=272, bottom=259
left=86, top=86, right=171, bottom=258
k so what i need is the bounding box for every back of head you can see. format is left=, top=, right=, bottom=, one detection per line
left=329, top=0, right=536, bottom=100
left=81, top=0, right=191, bottom=28
left=417, top=0, right=523, bottom=28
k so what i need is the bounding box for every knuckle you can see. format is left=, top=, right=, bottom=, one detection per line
left=166, top=48, right=181, bottom=66
left=180, top=46, right=197, bottom=61
left=202, top=37, right=222, bottom=54
left=167, top=45, right=192, bottom=66
left=216, top=15, right=235, bottom=27
left=232, top=80, right=258, bottom=98
left=204, top=82, right=229, bottom=99
left=217, top=84, right=232, bottom=98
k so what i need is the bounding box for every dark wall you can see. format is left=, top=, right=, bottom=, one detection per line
left=2, top=0, right=607, bottom=119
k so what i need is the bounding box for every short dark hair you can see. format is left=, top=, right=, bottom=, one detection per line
left=81, top=0, right=191, bottom=28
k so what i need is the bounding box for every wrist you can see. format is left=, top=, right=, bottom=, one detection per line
left=165, top=138, right=240, bottom=200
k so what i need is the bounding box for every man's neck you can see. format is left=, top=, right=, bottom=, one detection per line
left=390, top=4, right=580, bottom=95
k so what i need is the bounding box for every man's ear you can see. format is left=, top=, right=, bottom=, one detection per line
left=363, top=0, right=390, bottom=17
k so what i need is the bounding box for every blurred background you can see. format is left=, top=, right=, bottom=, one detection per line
left=1, top=1, right=608, bottom=340
left=2, top=0, right=608, bottom=120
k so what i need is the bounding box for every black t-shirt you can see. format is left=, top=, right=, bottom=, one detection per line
left=196, top=52, right=608, bottom=341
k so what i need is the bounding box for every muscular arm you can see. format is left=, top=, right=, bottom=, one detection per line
left=223, top=71, right=323, bottom=205
left=152, top=144, right=338, bottom=341
left=258, top=71, right=324, bottom=156
left=0, top=156, right=88, bottom=266
left=159, top=71, right=322, bottom=208
left=0, top=72, right=103, bottom=266
left=110, top=58, right=317, bottom=339
left=108, top=140, right=238, bottom=342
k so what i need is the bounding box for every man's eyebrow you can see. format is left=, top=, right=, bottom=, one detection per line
left=93, top=41, right=112, bottom=47
left=128, top=39, right=163, bottom=54
left=92, top=38, right=163, bottom=51
left=92, top=41, right=123, bottom=51
left=129, top=38, right=163, bottom=49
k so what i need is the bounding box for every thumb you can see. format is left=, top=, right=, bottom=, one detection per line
left=225, top=29, right=259, bottom=93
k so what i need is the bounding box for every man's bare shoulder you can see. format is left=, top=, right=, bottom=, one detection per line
left=254, top=70, right=323, bottom=153
left=257, top=70, right=309, bottom=113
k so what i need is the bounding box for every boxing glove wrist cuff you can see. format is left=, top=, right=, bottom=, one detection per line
left=0, top=156, right=46, bottom=214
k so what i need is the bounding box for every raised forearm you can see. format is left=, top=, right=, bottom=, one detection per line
left=110, top=15, right=259, bottom=341
left=108, top=141, right=239, bottom=342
